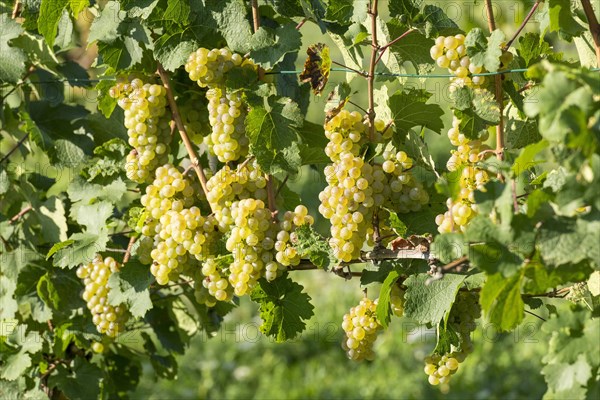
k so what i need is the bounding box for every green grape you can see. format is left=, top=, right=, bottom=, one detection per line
left=390, top=285, right=405, bottom=317
left=77, top=256, right=129, bottom=338
left=341, top=297, right=382, bottom=361
left=92, top=342, right=104, bottom=353
left=110, top=78, right=171, bottom=183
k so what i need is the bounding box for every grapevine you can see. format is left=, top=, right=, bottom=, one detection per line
left=2, top=1, right=598, bottom=398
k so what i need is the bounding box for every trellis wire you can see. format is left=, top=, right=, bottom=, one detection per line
left=1, top=67, right=599, bottom=86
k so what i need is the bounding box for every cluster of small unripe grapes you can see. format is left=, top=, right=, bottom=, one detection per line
left=77, top=256, right=128, bottom=338
left=424, top=291, right=481, bottom=386
left=341, top=297, right=382, bottom=361
left=140, top=164, right=210, bottom=285
left=185, top=48, right=255, bottom=162
left=435, top=117, right=491, bottom=233
left=109, top=78, right=171, bottom=183
left=318, top=110, right=429, bottom=261
left=430, top=34, right=486, bottom=88
left=390, top=285, right=405, bottom=317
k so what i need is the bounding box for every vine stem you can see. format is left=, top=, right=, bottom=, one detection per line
left=9, top=205, right=32, bottom=224
left=11, top=0, right=19, bottom=18
left=123, top=236, right=136, bottom=264
left=0, top=133, right=29, bottom=164
left=367, top=0, right=379, bottom=142
left=250, top=0, right=276, bottom=215
left=156, top=63, right=213, bottom=212
left=295, top=17, right=307, bottom=30
left=504, top=0, right=542, bottom=50
left=484, top=0, right=506, bottom=176
left=581, top=0, right=600, bottom=67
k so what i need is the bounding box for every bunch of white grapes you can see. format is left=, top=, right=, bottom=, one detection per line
left=185, top=48, right=255, bottom=163
left=140, top=164, right=210, bottom=285
left=185, top=47, right=245, bottom=88
left=423, top=353, right=462, bottom=386
left=204, top=86, right=249, bottom=162
left=109, top=78, right=171, bottom=183
left=435, top=117, right=491, bottom=233
left=205, top=161, right=269, bottom=230
left=430, top=34, right=486, bottom=88
left=341, top=297, right=382, bottom=361
left=77, top=256, right=128, bottom=338
left=319, top=110, right=429, bottom=261
left=382, top=149, right=430, bottom=213
left=424, top=291, right=481, bottom=386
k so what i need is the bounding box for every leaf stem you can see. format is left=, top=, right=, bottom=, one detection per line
left=375, top=28, right=416, bottom=65
left=9, top=204, right=32, bottom=224
left=581, top=0, right=600, bottom=67
left=331, top=60, right=367, bottom=77
left=11, top=0, right=19, bottom=19
left=484, top=0, right=506, bottom=175
left=123, top=236, right=136, bottom=264
left=295, top=17, right=307, bottom=30
left=504, top=0, right=542, bottom=50
left=524, top=309, right=546, bottom=322
left=367, top=0, right=380, bottom=142
left=0, top=133, right=30, bottom=164
left=156, top=63, right=213, bottom=211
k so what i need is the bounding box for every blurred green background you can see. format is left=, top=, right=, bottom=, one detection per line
left=132, top=272, right=552, bottom=399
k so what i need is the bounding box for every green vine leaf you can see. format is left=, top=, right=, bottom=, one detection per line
left=294, top=225, right=336, bottom=270
left=250, top=277, right=314, bottom=342
left=245, top=97, right=303, bottom=175
left=376, top=269, right=400, bottom=328
left=250, top=25, right=302, bottom=70
left=37, top=0, right=69, bottom=47
left=389, top=88, right=444, bottom=137
left=465, top=28, right=505, bottom=72
left=0, top=14, right=27, bottom=83
left=107, top=261, right=154, bottom=318
left=480, top=271, right=524, bottom=331
left=403, top=273, right=467, bottom=325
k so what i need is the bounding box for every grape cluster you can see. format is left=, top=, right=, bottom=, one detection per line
left=185, top=48, right=245, bottom=88
left=318, top=110, right=429, bottom=261
left=424, top=353, right=461, bottom=386
left=204, top=86, right=249, bottom=162
left=185, top=48, right=255, bottom=163
left=435, top=117, right=491, bottom=233
left=424, top=291, right=481, bottom=386
left=109, top=78, right=171, bottom=183
left=430, top=34, right=487, bottom=88
left=77, top=256, right=128, bottom=338
left=341, top=297, right=382, bottom=361
left=140, top=164, right=210, bottom=285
